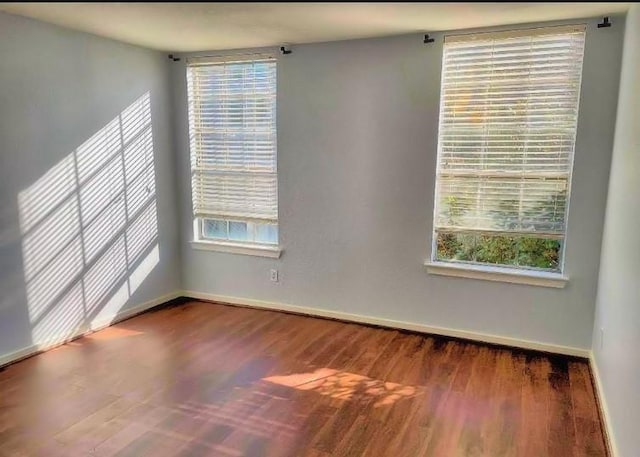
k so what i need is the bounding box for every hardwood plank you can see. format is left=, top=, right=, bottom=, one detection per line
left=569, top=361, right=608, bottom=456
left=0, top=300, right=607, bottom=457
left=548, top=357, right=578, bottom=456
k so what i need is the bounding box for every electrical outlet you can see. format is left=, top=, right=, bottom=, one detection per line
left=270, top=269, right=279, bottom=282
left=600, top=327, right=604, bottom=350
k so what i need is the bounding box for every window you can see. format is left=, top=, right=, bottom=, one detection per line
left=432, top=25, right=586, bottom=273
left=187, top=55, right=278, bottom=247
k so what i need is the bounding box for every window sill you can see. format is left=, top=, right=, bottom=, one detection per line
left=424, top=261, right=568, bottom=288
left=191, top=240, right=282, bottom=258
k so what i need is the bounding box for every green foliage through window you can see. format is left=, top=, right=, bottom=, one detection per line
left=436, top=232, right=561, bottom=271
left=435, top=192, right=564, bottom=271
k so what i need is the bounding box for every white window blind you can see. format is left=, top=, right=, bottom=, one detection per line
left=433, top=25, right=586, bottom=271
left=187, top=56, right=278, bottom=242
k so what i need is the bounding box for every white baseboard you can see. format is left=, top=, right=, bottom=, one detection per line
left=0, top=291, right=181, bottom=368
left=589, top=354, right=618, bottom=457
left=181, top=290, right=590, bottom=358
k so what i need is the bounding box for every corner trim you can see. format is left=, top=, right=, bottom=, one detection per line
left=589, top=353, right=619, bottom=457
left=181, top=290, right=589, bottom=357
left=0, top=291, right=181, bottom=369
left=190, top=240, right=282, bottom=258
left=425, top=261, right=568, bottom=288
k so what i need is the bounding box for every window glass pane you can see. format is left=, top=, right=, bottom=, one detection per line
left=255, top=223, right=278, bottom=244
left=228, top=221, right=248, bottom=241
left=203, top=219, right=227, bottom=239
left=516, top=237, right=561, bottom=270
left=474, top=235, right=518, bottom=267
left=436, top=232, right=479, bottom=262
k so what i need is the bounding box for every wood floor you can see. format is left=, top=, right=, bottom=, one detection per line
left=0, top=300, right=607, bottom=457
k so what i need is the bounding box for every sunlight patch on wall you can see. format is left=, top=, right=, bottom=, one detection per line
left=18, top=92, right=160, bottom=347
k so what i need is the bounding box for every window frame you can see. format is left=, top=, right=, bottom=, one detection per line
left=427, top=24, right=586, bottom=284
left=186, top=54, right=281, bottom=256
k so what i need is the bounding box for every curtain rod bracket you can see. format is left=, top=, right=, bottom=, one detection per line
left=280, top=46, right=292, bottom=55
left=168, top=54, right=181, bottom=62
left=423, top=34, right=435, bottom=44
left=597, top=17, right=611, bottom=28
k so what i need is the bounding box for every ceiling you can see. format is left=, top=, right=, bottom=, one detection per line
left=0, top=2, right=630, bottom=52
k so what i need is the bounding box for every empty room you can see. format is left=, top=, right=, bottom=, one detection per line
left=0, top=2, right=638, bottom=456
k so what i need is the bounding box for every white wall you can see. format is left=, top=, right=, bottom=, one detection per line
left=0, top=12, right=180, bottom=361
left=592, top=5, right=640, bottom=457
left=172, top=17, right=624, bottom=351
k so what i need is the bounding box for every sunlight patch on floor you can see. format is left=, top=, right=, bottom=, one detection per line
left=85, top=326, right=144, bottom=341
left=263, top=368, right=419, bottom=407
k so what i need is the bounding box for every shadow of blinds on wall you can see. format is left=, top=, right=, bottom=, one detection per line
left=18, top=93, right=159, bottom=346
left=432, top=24, right=586, bottom=272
